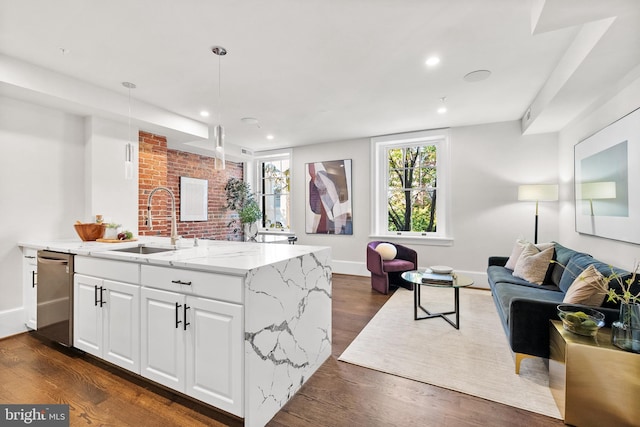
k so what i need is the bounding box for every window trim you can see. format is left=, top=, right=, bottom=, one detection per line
left=253, top=148, right=292, bottom=234
left=371, top=129, right=453, bottom=245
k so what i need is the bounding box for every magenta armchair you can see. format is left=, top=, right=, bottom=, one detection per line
left=366, top=241, right=418, bottom=294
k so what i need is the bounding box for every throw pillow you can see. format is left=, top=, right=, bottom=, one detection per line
left=558, top=253, right=595, bottom=293
left=505, top=239, right=554, bottom=270
left=563, top=264, right=608, bottom=306
left=513, top=243, right=554, bottom=285
left=375, top=243, right=397, bottom=261
left=505, top=239, right=527, bottom=270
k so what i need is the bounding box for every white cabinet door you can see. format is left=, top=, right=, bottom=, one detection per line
left=140, top=287, right=186, bottom=391
left=103, top=280, right=140, bottom=373
left=185, top=296, right=243, bottom=417
left=23, top=250, right=38, bottom=330
left=74, top=275, right=140, bottom=374
left=74, top=274, right=102, bottom=356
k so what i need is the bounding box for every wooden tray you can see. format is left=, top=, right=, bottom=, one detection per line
left=96, top=238, right=138, bottom=243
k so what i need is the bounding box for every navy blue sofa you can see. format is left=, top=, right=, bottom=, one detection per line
left=487, top=242, right=636, bottom=374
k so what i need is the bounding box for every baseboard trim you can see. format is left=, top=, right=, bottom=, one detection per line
left=331, top=260, right=489, bottom=289
left=0, top=307, right=27, bottom=340
left=331, top=260, right=370, bottom=277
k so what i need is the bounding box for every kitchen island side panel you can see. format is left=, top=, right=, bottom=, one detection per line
left=244, top=248, right=332, bottom=427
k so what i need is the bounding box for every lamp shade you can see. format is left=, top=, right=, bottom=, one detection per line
left=581, top=182, right=616, bottom=199
left=518, top=184, right=558, bottom=201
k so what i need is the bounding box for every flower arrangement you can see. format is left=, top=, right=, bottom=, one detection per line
left=602, top=264, right=639, bottom=305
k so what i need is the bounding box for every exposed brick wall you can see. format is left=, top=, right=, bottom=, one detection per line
left=138, top=131, right=243, bottom=241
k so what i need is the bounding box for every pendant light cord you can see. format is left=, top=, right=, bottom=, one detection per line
left=218, top=53, right=222, bottom=124
left=128, top=86, right=132, bottom=149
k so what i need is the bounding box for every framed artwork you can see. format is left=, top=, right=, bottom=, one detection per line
left=574, top=107, right=640, bottom=243
left=180, top=177, right=208, bottom=221
left=305, top=159, right=353, bottom=234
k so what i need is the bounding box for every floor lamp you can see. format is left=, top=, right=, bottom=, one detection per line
left=518, top=184, right=558, bottom=244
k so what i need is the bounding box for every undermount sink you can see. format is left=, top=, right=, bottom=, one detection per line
left=111, top=245, right=175, bottom=254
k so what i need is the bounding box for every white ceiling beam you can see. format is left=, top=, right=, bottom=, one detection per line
left=0, top=54, right=209, bottom=143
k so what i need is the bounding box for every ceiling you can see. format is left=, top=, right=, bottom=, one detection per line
left=1, top=0, right=639, bottom=156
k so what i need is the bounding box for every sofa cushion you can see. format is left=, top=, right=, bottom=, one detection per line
left=492, top=282, right=564, bottom=325
left=513, top=243, right=554, bottom=285
left=487, top=265, right=560, bottom=291
left=549, top=242, right=581, bottom=287
left=559, top=252, right=630, bottom=296
left=563, top=264, right=607, bottom=306
left=558, top=252, right=595, bottom=292
left=383, top=259, right=414, bottom=272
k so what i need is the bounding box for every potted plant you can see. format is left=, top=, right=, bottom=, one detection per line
left=225, top=178, right=262, bottom=241
left=104, top=223, right=121, bottom=240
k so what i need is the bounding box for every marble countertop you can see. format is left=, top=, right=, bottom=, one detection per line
left=19, top=237, right=330, bottom=275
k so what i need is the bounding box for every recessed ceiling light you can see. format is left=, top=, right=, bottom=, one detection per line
left=464, top=69, right=491, bottom=82
left=200, top=111, right=210, bottom=117
left=425, top=56, right=440, bottom=67
left=266, top=134, right=275, bottom=140
left=437, top=97, right=447, bottom=114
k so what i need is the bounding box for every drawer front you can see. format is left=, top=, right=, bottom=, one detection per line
left=75, top=256, right=139, bottom=283
left=140, top=265, right=243, bottom=303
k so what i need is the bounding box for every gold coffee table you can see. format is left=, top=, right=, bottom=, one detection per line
left=401, top=270, right=473, bottom=329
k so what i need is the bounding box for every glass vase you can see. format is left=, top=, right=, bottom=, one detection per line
left=243, top=222, right=258, bottom=242
left=611, top=302, right=640, bottom=353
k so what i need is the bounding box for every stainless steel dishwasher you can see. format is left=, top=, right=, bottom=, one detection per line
left=36, top=250, right=74, bottom=346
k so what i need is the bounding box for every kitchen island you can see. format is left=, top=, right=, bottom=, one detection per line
left=20, top=238, right=332, bottom=427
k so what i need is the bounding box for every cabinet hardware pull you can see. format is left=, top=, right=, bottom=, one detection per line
left=94, top=285, right=99, bottom=306
left=25, top=255, right=36, bottom=259
left=32, top=271, right=37, bottom=287
left=99, top=286, right=106, bottom=307
left=184, top=304, right=190, bottom=331
left=175, top=302, right=182, bottom=328
left=171, top=280, right=192, bottom=286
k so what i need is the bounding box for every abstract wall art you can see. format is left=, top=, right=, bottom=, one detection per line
left=305, top=159, right=353, bottom=234
left=575, top=107, right=640, bottom=243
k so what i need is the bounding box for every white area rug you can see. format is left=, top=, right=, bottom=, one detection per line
left=338, top=287, right=561, bottom=419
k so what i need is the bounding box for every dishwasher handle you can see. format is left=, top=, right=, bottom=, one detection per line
left=37, top=257, right=69, bottom=266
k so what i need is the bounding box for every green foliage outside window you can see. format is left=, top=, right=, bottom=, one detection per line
left=387, top=145, right=437, bottom=233
left=259, top=159, right=290, bottom=229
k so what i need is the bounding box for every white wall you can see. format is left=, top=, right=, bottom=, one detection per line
left=85, top=116, right=139, bottom=232
left=557, top=73, right=640, bottom=270
left=0, top=97, right=85, bottom=332
left=292, top=120, right=559, bottom=286
left=0, top=97, right=140, bottom=338
left=291, top=138, right=371, bottom=271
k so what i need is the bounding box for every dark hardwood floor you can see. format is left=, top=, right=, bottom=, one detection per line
left=0, top=274, right=562, bottom=426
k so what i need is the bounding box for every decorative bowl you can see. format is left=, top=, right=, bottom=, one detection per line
left=430, top=265, right=453, bottom=274
left=557, top=304, right=605, bottom=337
left=74, top=223, right=106, bottom=241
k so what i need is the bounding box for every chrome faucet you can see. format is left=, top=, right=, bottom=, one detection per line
left=146, top=187, right=180, bottom=245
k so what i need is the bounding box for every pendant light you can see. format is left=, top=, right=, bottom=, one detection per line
left=122, top=81, right=136, bottom=180
left=212, top=46, right=227, bottom=170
